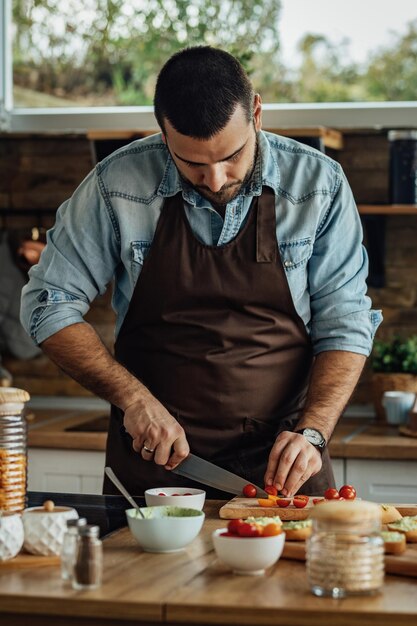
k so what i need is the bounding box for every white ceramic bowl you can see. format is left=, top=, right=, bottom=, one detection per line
left=126, top=506, right=205, bottom=553
left=212, top=528, right=286, bottom=575
left=22, top=505, right=78, bottom=556
left=144, top=487, right=206, bottom=510
left=0, top=513, right=24, bottom=561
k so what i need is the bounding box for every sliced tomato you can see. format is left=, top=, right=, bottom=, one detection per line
left=237, top=522, right=262, bottom=537
left=293, top=497, right=308, bottom=508
left=339, top=485, right=356, bottom=500
left=242, top=484, right=257, bottom=498
left=276, top=499, right=291, bottom=508
left=258, top=498, right=276, bottom=507
left=219, top=531, right=236, bottom=537
left=227, top=519, right=246, bottom=535
left=262, top=522, right=282, bottom=537
left=294, top=494, right=309, bottom=501
left=264, top=485, right=278, bottom=497
left=313, top=498, right=324, bottom=505
left=324, top=488, right=340, bottom=500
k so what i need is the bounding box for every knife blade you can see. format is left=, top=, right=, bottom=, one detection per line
left=172, top=453, right=268, bottom=497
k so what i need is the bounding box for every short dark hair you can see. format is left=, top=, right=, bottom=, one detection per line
left=154, top=46, right=254, bottom=139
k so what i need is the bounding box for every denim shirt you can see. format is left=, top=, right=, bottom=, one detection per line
left=20, top=130, right=382, bottom=355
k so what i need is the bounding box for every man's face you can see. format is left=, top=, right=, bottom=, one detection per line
left=162, top=95, right=262, bottom=207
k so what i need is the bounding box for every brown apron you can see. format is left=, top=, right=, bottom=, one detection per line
left=104, top=187, right=334, bottom=497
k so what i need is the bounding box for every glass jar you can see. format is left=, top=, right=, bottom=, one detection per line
left=306, top=500, right=384, bottom=598
left=72, top=525, right=103, bottom=590
left=0, top=387, right=30, bottom=513
left=61, top=517, right=87, bottom=581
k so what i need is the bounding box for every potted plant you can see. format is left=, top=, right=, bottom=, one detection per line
left=371, top=336, right=417, bottom=420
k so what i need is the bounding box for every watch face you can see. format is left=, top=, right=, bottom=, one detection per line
left=303, top=428, right=324, bottom=446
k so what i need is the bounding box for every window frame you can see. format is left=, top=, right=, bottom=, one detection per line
left=2, top=0, right=417, bottom=132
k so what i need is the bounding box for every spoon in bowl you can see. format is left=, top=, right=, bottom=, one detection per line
left=104, top=467, right=145, bottom=518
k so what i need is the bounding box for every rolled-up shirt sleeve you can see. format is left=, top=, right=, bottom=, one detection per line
left=308, top=167, right=382, bottom=356
left=20, top=169, right=119, bottom=345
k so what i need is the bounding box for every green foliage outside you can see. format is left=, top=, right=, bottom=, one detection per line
left=372, top=337, right=417, bottom=374
left=11, top=0, right=417, bottom=107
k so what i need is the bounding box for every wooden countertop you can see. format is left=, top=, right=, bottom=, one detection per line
left=0, top=501, right=416, bottom=626
left=27, top=409, right=417, bottom=461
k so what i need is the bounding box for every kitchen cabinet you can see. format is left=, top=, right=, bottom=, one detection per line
left=28, top=448, right=105, bottom=494
left=346, top=458, right=417, bottom=504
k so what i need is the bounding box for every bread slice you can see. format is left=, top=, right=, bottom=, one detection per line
left=387, top=516, right=417, bottom=543
left=380, top=504, right=403, bottom=525
left=282, top=519, right=312, bottom=541
left=381, top=531, right=407, bottom=554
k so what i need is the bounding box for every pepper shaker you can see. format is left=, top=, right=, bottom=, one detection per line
left=72, top=525, right=103, bottom=590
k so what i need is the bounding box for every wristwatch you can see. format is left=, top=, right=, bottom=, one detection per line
left=295, top=427, right=326, bottom=453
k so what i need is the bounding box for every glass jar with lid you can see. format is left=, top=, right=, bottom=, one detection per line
left=0, top=387, right=30, bottom=513
left=306, top=500, right=384, bottom=598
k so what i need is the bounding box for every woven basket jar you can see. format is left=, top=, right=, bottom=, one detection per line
left=371, top=372, right=417, bottom=421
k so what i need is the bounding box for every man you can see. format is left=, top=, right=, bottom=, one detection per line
left=21, top=46, right=382, bottom=497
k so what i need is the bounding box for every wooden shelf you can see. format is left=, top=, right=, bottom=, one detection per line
left=358, top=205, right=417, bottom=215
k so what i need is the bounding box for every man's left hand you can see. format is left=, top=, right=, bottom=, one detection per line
left=264, top=430, right=322, bottom=497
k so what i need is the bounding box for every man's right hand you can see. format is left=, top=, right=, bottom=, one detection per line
left=123, top=395, right=189, bottom=470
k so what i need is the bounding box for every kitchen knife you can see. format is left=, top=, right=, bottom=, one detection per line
left=172, top=453, right=268, bottom=497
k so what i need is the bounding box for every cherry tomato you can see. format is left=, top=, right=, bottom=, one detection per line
left=227, top=519, right=246, bottom=535
left=158, top=493, right=166, bottom=496
left=183, top=493, right=192, bottom=496
left=219, top=531, right=236, bottom=537
left=264, top=485, right=278, bottom=497
left=276, top=499, right=291, bottom=508
left=293, top=497, right=308, bottom=509
left=339, top=485, right=357, bottom=500
left=313, top=498, right=324, bottom=505
left=262, top=523, right=282, bottom=537
left=171, top=493, right=180, bottom=496
left=237, top=522, right=262, bottom=537
left=294, top=494, right=309, bottom=501
left=242, top=484, right=257, bottom=498
left=258, top=498, right=276, bottom=507
left=324, top=488, right=340, bottom=500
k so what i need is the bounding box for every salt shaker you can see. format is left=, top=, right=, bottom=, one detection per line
left=61, top=517, right=87, bottom=581
left=72, top=525, right=103, bottom=590
left=307, top=500, right=384, bottom=598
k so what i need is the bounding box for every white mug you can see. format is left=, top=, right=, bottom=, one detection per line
left=382, top=391, right=415, bottom=425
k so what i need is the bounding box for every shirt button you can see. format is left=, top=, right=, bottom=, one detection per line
left=284, top=260, right=294, bottom=268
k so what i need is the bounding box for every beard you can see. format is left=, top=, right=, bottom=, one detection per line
left=178, top=137, right=259, bottom=208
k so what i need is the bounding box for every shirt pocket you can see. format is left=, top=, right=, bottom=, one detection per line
left=279, top=237, right=313, bottom=301
left=130, top=240, right=152, bottom=282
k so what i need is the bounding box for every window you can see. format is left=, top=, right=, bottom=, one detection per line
left=2, top=0, right=417, bottom=131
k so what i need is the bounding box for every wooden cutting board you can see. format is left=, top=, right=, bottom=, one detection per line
left=282, top=541, right=417, bottom=578
left=0, top=553, right=60, bottom=569
left=219, top=497, right=417, bottom=521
